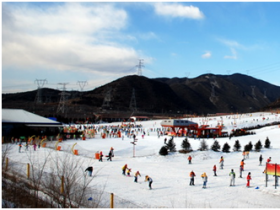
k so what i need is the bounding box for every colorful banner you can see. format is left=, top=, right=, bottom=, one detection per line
left=266, top=163, right=280, bottom=176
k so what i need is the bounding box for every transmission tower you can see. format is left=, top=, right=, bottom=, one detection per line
left=251, top=86, right=257, bottom=100
left=57, top=83, right=70, bottom=114
left=129, top=88, right=137, bottom=112
left=102, top=87, right=112, bottom=109
left=263, top=88, right=267, bottom=98
left=77, top=81, right=88, bottom=92
left=34, top=79, right=47, bottom=104
left=185, top=72, right=190, bottom=85
left=136, top=59, right=144, bottom=76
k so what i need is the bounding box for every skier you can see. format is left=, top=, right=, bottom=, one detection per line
left=107, top=148, right=114, bottom=161
left=189, top=170, right=196, bottom=186
left=240, top=159, right=245, bottom=171
left=229, top=169, right=236, bottom=186
left=85, top=166, right=93, bottom=177
left=239, top=165, right=243, bottom=178
left=25, top=143, right=29, bottom=151
left=19, top=143, right=22, bottom=153
left=246, top=151, right=250, bottom=159
left=201, top=172, right=208, bottom=189
left=213, top=165, right=217, bottom=176
left=267, top=157, right=271, bottom=163
left=219, top=156, right=224, bottom=169
left=134, top=171, right=141, bottom=183
left=246, top=172, right=252, bottom=187
left=122, top=164, right=128, bottom=175
left=242, top=151, right=246, bottom=159
left=127, top=168, right=132, bottom=177
left=99, top=151, right=103, bottom=162
left=33, top=143, right=37, bottom=151
left=145, top=175, right=153, bottom=190
left=188, top=155, right=192, bottom=164
left=259, top=154, right=263, bottom=166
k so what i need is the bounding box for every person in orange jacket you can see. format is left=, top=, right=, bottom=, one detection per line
left=188, top=155, right=192, bottom=164
left=189, top=170, right=196, bottom=186
left=213, top=165, right=217, bottom=176
left=219, top=156, right=224, bottom=169
left=240, top=159, right=245, bottom=170
left=246, top=172, right=251, bottom=187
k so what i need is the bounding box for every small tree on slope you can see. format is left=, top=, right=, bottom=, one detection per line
left=166, top=137, right=176, bottom=152
left=233, top=140, right=241, bottom=152
left=254, top=140, right=262, bottom=152
left=222, top=142, right=231, bottom=153
left=181, top=137, right=192, bottom=151
left=199, top=139, right=208, bottom=151
left=264, top=137, right=271, bottom=149
left=159, top=146, right=168, bottom=156
left=211, top=140, right=221, bottom=152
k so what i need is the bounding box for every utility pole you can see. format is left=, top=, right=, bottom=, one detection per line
left=34, top=79, right=47, bottom=104
left=57, top=83, right=70, bottom=114
left=136, top=59, right=144, bottom=76
left=129, top=88, right=137, bottom=112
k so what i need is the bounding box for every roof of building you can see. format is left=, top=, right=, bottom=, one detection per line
left=2, top=109, right=63, bottom=126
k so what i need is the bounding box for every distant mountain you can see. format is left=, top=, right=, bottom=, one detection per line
left=2, top=73, right=280, bottom=121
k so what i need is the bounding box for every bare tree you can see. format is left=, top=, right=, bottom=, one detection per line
left=25, top=148, right=52, bottom=207
left=43, top=151, right=100, bottom=207
left=2, top=143, right=14, bottom=167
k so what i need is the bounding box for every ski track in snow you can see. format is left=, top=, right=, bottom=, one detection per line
left=5, top=112, right=280, bottom=208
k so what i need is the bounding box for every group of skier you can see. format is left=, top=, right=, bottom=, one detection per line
left=121, top=164, right=153, bottom=189
left=98, top=147, right=114, bottom=162
left=188, top=154, right=274, bottom=189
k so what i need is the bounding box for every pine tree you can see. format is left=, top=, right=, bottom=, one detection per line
left=199, top=139, right=208, bottom=151
left=222, top=142, right=231, bottom=153
left=264, top=137, right=271, bottom=149
left=211, top=140, right=221, bottom=152
left=181, top=137, right=192, bottom=151
left=254, top=140, right=262, bottom=152
left=248, top=141, right=253, bottom=151
left=244, top=144, right=250, bottom=152
left=166, top=137, right=176, bottom=152
left=233, top=140, right=241, bottom=152
left=159, top=146, right=168, bottom=156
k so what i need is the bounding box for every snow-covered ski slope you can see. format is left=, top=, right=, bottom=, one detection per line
left=7, top=112, right=280, bottom=208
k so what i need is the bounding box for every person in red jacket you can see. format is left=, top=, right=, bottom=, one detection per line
left=267, top=157, right=271, bottom=163
left=213, top=165, right=217, bottom=176
left=189, top=170, right=196, bottom=186
left=188, top=155, right=192, bottom=164
left=246, top=172, right=251, bottom=187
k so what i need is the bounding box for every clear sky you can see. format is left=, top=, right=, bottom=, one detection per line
left=2, top=2, right=280, bottom=93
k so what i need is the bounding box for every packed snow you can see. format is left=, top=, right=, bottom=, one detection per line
left=6, top=112, right=280, bottom=208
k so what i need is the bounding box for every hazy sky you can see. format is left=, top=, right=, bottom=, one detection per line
left=2, top=2, right=280, bottom=93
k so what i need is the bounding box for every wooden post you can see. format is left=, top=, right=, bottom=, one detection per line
left=110, top=193, right=114, bottom=208
left=61, top=176, right=64, bottom=194
left=275, top=163, right=277, bottom=189
left=5, top=157, right=9, bottom=171
left=27, top=163, right=30, bottom=179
